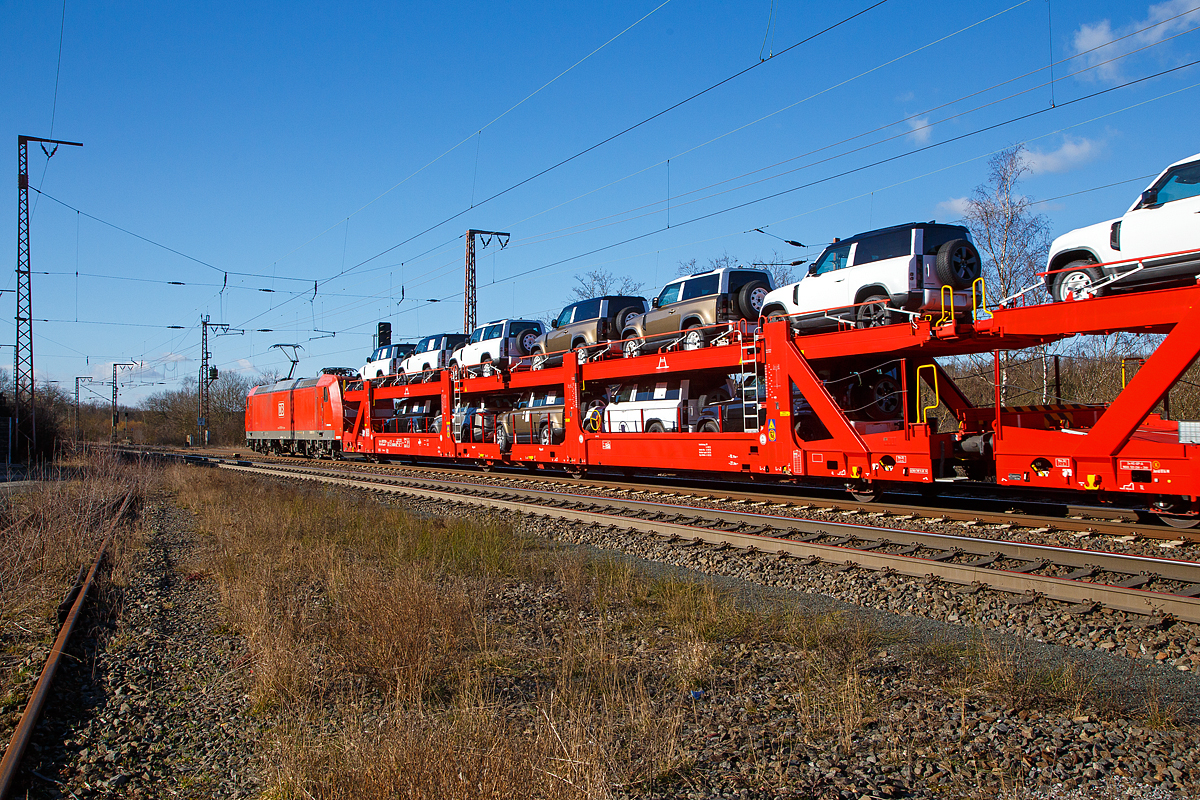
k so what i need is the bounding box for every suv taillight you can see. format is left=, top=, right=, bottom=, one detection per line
left=597, top=318, right=607, bottom=337
left=500, top=339, right=509, bottom=358
left=717, top=296, right=729, bottom=320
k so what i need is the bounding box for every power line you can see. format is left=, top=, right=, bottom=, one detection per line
left=30, top=187, right=312, bottom=283
left=317, top=1, right=893, bottom=286
left=266, top=0, right=676, bottom=271
left=380, top=63, right=1200, bottom=310
left=500, top=10, right=1200, bottom=249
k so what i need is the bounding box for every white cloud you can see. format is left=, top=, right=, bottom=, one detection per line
left=234, top=358, right=256, bottom=373
left=1021, top=135, right=1104, bottom=174
left=937, top=197, right=971, bottom=218
left=906, top=116, right=932, bottom=144
left=159, top=351, right=189, bottom=364
left=1071, top=0, right=1197, bottom=82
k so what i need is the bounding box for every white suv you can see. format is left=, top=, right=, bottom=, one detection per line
left=759, top=222, right=980, bottom=331
left=602, top=377, right=732, bottom=433
left=361, top=342, right=417, bottom=379
left=1045, top=152, right=1200, bottom=301
left=450, top=319, right=545, bottom=376
left=399, top=332, right=468, bottom=381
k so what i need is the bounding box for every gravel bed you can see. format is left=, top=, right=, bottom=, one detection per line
left=9, top=500, right=263, bottom=799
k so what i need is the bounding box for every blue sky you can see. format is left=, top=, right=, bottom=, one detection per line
left=3, top=0, right=1199, bottom=402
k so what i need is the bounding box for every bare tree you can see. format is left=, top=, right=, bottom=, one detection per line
left=752, top=249, right=803, bottom=288
left=570, top=269, right=644, bottom=302
left=963, top=145, right=1052, bottom=401
left=677, top=252, right=736, bottom=277
left=964, top=145, right=1051, bottom=308
left=254, top=367, right=286, bottom=386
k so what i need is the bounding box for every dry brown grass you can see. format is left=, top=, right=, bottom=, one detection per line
left=174, top=467, right=697, bottom=798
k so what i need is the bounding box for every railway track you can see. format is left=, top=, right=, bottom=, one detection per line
left=142, top=446, right=1197, bottom=542
left=204, top=456, right=1200, bottom=624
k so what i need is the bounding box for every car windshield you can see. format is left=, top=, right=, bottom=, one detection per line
left=1155, top=162, right=1200, bottom=204
left=812, top=244, right=851, bottom=275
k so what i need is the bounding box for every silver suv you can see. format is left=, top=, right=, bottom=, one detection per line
left=759, top=223, right=981, bottom=331
left=399, top=332, right=468, bottom=382
left=361, top=342, right=417, bottom=378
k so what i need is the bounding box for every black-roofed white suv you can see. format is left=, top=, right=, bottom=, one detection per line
left=759, top=222, right=981, bottom=331
left=1045, top=151, right=1200, bottom=301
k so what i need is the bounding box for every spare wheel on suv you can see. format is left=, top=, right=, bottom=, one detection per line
left=934, top=239, right=982, bottom=290
left=514, top=328, right=539, bottom=356
left=735, top=279, right=770, bottom=318
left=610, top=303, right=643, bottom=332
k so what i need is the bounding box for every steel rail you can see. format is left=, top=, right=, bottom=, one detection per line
left=242, top=451, right=1190, bottom=538
left=241, top=462, right=1200, bottom=582
left=217, top=462, right=1200, bottom=623
left=117, top=445, right=1193, bottom=539
left=0, top=492, right=133, bottom=800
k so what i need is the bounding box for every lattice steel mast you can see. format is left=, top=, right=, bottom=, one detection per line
left=16, top=135, right=81, bottom=457
left=463, top=230, right=509, bottom=334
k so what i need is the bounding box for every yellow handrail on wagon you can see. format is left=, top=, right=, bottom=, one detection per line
left=971, top=276, right=987, bottom=321
left=916, top=363, right=939, bottom=424
left=938, top=285, right=955, bottom=326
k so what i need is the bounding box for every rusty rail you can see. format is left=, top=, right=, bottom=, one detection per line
left=0, top=491, right=133, bottom=800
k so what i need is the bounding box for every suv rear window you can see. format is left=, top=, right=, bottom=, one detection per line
left=921, top=225, right=970, bottom=255
left=728, top=270, right=771, bottom=293
left=853, top=230, right=911, bottom=264
left=681, top=274, right=719, bottom=301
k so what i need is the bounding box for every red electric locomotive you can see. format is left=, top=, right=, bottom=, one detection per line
left=244, top=369, right=354, bottom=457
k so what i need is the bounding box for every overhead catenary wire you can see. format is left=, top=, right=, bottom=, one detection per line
left=40, top=5, right=1191, bottom=355
left=267, top=0, right=678, bottom=271
left=315, top=1, right=894, bottom=287
left=43, top=7, right=1200, bottom=387
left=498, top=9, right=1200, bottom=249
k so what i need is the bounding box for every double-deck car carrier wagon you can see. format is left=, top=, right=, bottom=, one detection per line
left=247, top=277, right=1200, bottom=528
